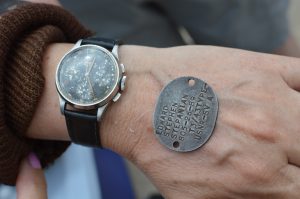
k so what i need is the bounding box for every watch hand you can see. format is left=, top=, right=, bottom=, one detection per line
left=88, top=57, right=96, bottom=75
left=85, top=63, right=88, bottom=74
left=87, top=76, right=95, bottom=98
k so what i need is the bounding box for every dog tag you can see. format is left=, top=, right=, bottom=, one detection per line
left=154, top=77, right=218, bottom=152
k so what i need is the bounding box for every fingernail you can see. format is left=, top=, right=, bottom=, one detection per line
left=28, top=152, right=42, bottom=169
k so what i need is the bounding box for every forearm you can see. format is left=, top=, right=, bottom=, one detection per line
left=26, top=43, right=160, bottom=159
left=17, top=1, right=300, bottom=199
left=26, top=42, right=300, bottom=198
left=27, top=42, right=300, bottom=161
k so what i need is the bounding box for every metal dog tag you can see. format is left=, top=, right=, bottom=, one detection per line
left=154, top=77, right=218, bottom=152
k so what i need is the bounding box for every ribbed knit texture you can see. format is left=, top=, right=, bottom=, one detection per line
left=0, top=3, right=92, bottom=185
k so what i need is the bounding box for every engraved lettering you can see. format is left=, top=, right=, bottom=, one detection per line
left=171, top=134, right=177, bottom=139
left=194, top=135, right=201, bottom=140
left=201, top=83, right=208, bottom=93
left=180, top=131, right=186, bottom=136
left=154, top=77, right=218, bottom=151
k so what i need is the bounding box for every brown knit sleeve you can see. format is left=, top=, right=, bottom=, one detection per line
left=0, top=3, right=92, bottom=185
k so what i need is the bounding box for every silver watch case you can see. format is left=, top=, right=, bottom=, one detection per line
left=55, top=40, right=126, bottom=121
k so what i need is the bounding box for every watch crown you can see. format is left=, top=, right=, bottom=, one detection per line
left=113, top=92, right=122, bottom=102
left=120, top=63, right=125, bottom=74
left=121, top=76, right=127, bottom=91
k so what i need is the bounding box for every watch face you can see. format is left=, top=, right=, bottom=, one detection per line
left=56, top=45, right=119, bottom=106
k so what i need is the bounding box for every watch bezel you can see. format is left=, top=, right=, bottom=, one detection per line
left=55, top=44, right=122, bottom=109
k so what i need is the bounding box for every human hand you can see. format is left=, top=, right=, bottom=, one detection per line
left=27, top=44, right=300, bottom=198
left=112, top=46, right=300, bottom=198
left=16, top=153, right=47, bottom=199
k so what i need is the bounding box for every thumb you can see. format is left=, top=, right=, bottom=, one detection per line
left=16, top=153, right=47, bottom=199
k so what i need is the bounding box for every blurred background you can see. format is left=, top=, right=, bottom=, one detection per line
left=289, top=0, right=300, bottom=44
left=1, top=0, right=300, bottom=199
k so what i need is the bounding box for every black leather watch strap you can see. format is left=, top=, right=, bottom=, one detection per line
left=64, top=110, right=101, bottom=147
left=64, top=37, right=119, bottom=148
left=81, top=37, right=120, bottom=51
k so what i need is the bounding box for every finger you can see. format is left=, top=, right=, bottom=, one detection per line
left=16, top=153, right=47, bottom=199
left=277, top=57, right=300, bottom=90
left=281, top=165, right=300, bottom=197
left=282, top=133, right=300, bottom=167
left=279, top=90, right=300, bottom=166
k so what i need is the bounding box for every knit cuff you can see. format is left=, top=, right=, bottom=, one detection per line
left=0, top=3, right=92, bottom=185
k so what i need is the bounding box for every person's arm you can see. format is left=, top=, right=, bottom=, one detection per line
left=26, top=43, right=300, bottom=198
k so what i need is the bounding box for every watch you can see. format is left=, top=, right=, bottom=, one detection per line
left=55, top=37, right=126, bottom=147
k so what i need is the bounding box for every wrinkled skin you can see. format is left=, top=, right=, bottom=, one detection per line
left=107, top=45, right=300, bottom=199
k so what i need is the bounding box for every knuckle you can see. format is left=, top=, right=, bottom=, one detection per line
left=248, top=107, right=278, bottom=143
left=209, top=137, right=238, bottom=166
left=239, top=160, right=272, bottom=183
left=290, top=183, right=300, bottom=197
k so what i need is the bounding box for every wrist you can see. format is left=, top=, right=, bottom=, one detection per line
left=100, top=45, right=162, bottom=160
left=27, top=43, right=162, bottom=162
left=26, top=43, right=73, bottom=141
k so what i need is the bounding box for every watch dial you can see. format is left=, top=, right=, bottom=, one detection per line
left=57, top=45, right=119, bottom=105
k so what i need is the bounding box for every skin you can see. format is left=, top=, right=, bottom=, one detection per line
left=16, top=157, right=47, bottom=199
left=23, top=44, right=300, bottom=199
left=16, top=0, right=300, bottom=198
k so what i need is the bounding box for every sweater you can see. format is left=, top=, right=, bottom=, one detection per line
left=0, top=3, right=91, bottom=185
